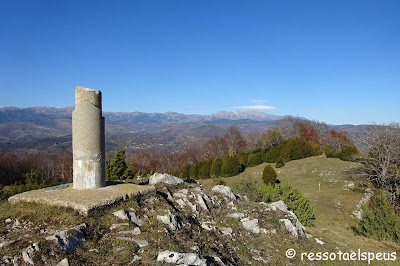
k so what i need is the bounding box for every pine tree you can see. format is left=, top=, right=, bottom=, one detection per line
left=247, top=153, right=263, bottom=167
left=280, top=137, right=313, bottom=161
left=181, top=165, right=190, bottom=179
left=276, top=183, right=316, bottom=226
left=210, top=158, right=222, bottom=178
left=236, top=151, right=248, bottom=166
left=221, top=155, right=243, bottom=177
left=356, top=192, right=400, bottom=243
left=24, top=169, right=43, bottom=190
left=189, top=163, right=200, bottom=179
left=198, top=160, right=212, bottom=179
left=262, top=165, right=277, bottom=186
left=106, top=148, right=134, bottom=181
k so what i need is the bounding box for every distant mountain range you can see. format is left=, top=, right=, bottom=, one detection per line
left=0, top=106, right=362, bottom=155
left=0, top=106, right=282, bottom=123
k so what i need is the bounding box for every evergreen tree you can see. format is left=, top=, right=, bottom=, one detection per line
left=198, top=160, right=212, bottom=179
left=262, top=164, right=277, bottom=186
left=356, top=192, right=400, bottom=243
left=25, top=169, right=41, bottom=186
left=189, top=162, right=200, bottom=179
left=338, top=145, right=359, bottom=161
left=210, top=158, right=222, bottom=178
left=181, top=164, right=190, bottom=179
left=280, top=137, right=313, bottom=161
left=247, top=153, right=263, bottom=167
left=263, top=142, right=286, bottom=163
left=276, top=183, right=316, bottom=226
left=106, top=148, right=134, bottom=181
left=236, top=152, right=248, bottom=167
left=221, top=155, right=243, bottom=177
left=24, top=169, right=43, bottom=190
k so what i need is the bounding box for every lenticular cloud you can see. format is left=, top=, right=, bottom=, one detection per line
left=230, top=105, right=277, bottom=111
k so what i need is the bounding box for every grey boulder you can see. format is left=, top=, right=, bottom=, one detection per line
left=149, top=173, right=184, bottom=186
left=157, top=211, right=182, bottom=231
left=45, top=223, right=86, bottom=253
left=212, top=185, right=236, bottom=200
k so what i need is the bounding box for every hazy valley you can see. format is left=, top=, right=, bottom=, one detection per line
left=0, top=106, right=365, bottom=155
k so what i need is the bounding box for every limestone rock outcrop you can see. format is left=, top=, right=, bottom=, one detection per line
left=157, top=250, right=208, bottom=265
left=211, top=185, right=236, bottom=200
left=157, top=211, right=182, bottom=231
left=149, top=173, right=184, bottom=186
left=45, top=223, right=87, bottom=253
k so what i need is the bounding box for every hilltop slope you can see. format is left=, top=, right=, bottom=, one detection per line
left=201, top=156, right=400, bottom=264
left=1, top=181, right=326, bottom=265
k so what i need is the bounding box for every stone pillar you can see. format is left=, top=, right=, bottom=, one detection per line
left=72, top=86, right=106, bottom=189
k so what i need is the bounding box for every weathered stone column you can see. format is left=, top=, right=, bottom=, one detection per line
left=72, top=86, right=106, bottom=189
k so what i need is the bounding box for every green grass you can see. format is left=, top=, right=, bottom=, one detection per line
left=201, top=155, right=400, bottom=261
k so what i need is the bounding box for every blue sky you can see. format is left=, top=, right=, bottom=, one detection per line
left=0, top=0, right=399, bottom=125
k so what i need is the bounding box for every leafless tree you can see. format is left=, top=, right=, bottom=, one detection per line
left=312, top=121, right=330, bottom=149
left=173, top=144, right=203, bottom=167
left=245, top=131, right=262, bottom=152
left=275, top=115, right=301, bottom=140
left=35, top=154, right=56, bottom=182
left=358, top=123, right=400, bottom=204
left=134, top=150, right=152, bottom=173
left=153, top=149, right=176, bottom=173
left=55, top=150, right=73, bottom=181
left=203, top=136, right=227, bottom=160
left=0, top=153, right=22, bottom=184
left=222, top=126, right=246, bottom=155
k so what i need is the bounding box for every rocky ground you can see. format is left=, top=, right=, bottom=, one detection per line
left=1, top=174, right=327, bottom=265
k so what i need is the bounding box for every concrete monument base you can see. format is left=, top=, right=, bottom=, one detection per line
left=8, top=182, right=156, bottom=216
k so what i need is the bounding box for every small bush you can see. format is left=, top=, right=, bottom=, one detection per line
left=0, top=169, right=62, bottom=201
left=275, top=158, right=285, bottom=168
left=24, top=169, right=47, bottom=191
left=258, top=184, right=280, bottom=202
left=308, top=141, right=322, bottom=156
left=262, top=165, right=277, bottom=186
left=325, top=145, right=360, bottom=161
left=0, top=185, right=8, bottom=201
left=234, top=180, right=316, bottom=226
left=213, top=177, right=226, bottom=186
left=325, top=147, right=338, bottom=158
left=338, top=145, right=359, bottom=161
left=234, top=179, right=262, bottom=201
left=275, top=183, right=316, bottom=226
left=355, top=191, right=400, bottom=243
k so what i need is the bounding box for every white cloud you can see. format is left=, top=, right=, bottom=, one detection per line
left=230, top=105, right=277, bottom=111
left=251, top=99, right=266, bottom=103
